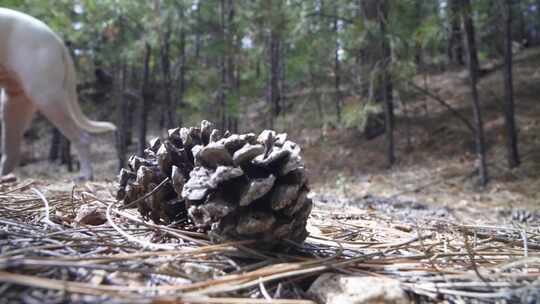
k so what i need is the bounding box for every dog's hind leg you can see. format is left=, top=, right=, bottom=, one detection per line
left=1, top=92, right=36, bottom=175
left=37, top=94, right=94, bottom=181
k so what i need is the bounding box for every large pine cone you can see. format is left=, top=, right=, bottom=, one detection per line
left=117, top=121, right=312, bottom=248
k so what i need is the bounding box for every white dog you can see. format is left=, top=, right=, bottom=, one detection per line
left=0, top=8, right=116, bottom=180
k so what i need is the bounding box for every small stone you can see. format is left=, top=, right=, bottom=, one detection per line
left=75, top=203, right=107, bottom=226
left=308, top=274, right=410, bottom=304
left=233, top=144, right=265, bottom=166
left=239, top=175, right=276, bottom=206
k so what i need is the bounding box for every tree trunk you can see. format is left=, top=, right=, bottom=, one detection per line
left=461, top=0, right=488, bottom=186
left=116, top=63, right=128, bottom=171
left=379, top=0, right=395, bottom=167
left=227, top=0, right=238, bottom=132
left=269, top=29, right=281, bottom=127
left=195, top=1, right=201, bottom=59
left=138, top=43, right=152, bottom=157
left=175, top=2, right=186, bottom=129
left=218, top=0, right=228, bottom=130
left=414, top=0, right=423, bottom=66
left=333, top=2, right=342, bottom=123
left=161, top=21, right=175, bottom=130
left=122, top=63, right=133, bottom=147
left=360, top=0, right=381, bottom=98
left=448, top=0, right=465, bottom=66
left=502, top=0, right=520, bottom=168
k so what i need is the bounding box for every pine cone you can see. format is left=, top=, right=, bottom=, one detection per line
left=117, top=121, right=312, bottom=248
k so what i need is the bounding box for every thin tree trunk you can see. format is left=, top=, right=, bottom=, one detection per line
left=379, top=0, right=395, bottom=167
left=175, top=2, right=186, bottom=128
left=502, top=0, right=520, bottom=168
left=177, top=28, right=185, bottom=128
left=195, top=1, right=201, bottom=59
left=116, top=63, right=128, bottom=171
left=462, top=0, right=488, bottom=186
left=448, top=0, right=465, bottom=66
left=227, top=0, right=238, bottom=132
left=414, top=0, right=423, bottom=66
left=333, top=3, right=342, bottom=123
left=161, top=21, right=175, bottom=129
left=122, top=63, right=133, bottom=147
left=138, top=43, right=151, bottom=157
left=309, top=62, right=324, bottom=125
left=269, top=29, right=281, bottom=128
left=218, top=0, right=227, bottom=130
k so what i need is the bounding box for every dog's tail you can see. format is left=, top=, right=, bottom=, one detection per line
left=61, top=44, right=116, bottom=134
